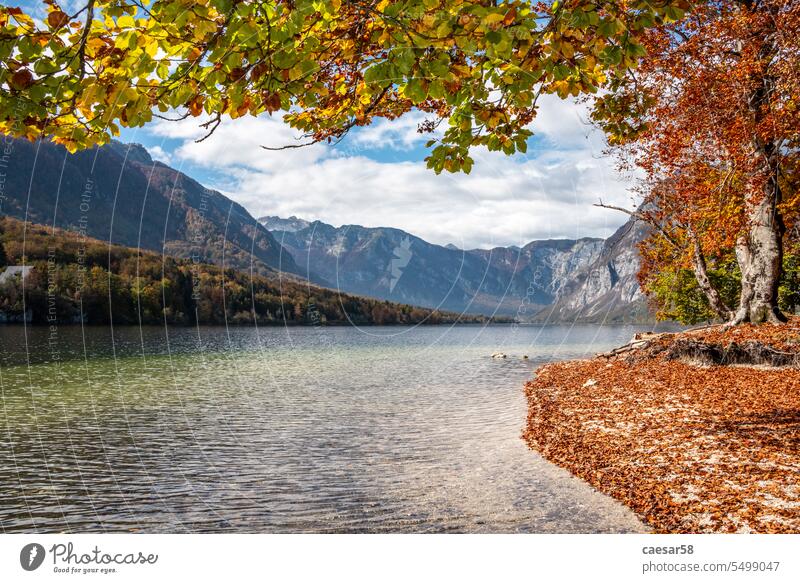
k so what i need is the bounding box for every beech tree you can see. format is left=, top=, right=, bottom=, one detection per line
left=594, top=0, right=800, bottom=324
left=596, top=176, right=743, bottom=323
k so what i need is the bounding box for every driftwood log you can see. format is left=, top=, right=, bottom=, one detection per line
left=595, top=332, right=671, bottom=359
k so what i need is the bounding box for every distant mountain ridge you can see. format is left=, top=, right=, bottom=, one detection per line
left=261, top=214, right=651, bottom=321
left=260, top=215, right=312, bottom=233
left=0, top=136, right=301, bottom=278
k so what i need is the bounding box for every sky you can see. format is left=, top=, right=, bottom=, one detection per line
left=119, top=95, right=637, bottom=250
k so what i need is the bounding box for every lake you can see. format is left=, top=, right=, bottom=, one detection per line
left=0, top=323, right=667, bottom=533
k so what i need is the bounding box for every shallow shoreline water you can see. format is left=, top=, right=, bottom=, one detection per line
left=0, top=324, right=666, bottom=533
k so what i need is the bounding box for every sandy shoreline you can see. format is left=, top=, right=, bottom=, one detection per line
left=522, top=321, right=800, bottom=533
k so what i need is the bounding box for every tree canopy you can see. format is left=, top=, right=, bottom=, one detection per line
left=2, top=0, right=690, bottom=172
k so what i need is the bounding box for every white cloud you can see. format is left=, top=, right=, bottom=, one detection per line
left=147, top=145, right=172, bottom=164
left=528, top=94, right=599, bottom=149
left=148, top=113, right=329, bottom=173
left=145, top=98, right=635, bottom=249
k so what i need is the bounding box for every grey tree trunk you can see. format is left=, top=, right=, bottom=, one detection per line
left=730, top=158, right=785, bottom=324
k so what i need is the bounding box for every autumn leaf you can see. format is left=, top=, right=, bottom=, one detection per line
left=10, top=69, right=34, bottom=90
left=46, top=10, right=69, bottom=30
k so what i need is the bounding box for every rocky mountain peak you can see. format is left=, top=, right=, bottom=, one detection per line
left=259, top=215, right=312, bottom=233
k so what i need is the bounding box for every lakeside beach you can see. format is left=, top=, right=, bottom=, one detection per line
left=523, top=320, right=800, bottom=533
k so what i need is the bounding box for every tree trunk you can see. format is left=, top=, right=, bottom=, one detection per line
left=689, top=233, right=733, bottom=321
left=729, top=159, right=786, bottom=325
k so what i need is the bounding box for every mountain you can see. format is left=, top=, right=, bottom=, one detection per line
left=260, top=216, right=652, bottom=318
left=267, top=220, right=502, bottom=314
left=1, top=136, right=651, bottom=321
left=0, top=137, right=301, bottom=277
left=532, top=217, right=651, bottom=323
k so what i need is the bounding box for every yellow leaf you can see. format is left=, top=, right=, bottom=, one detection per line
left=483, top=13, right=504, bottom=27
left=144, top=38, right=159, bottom=57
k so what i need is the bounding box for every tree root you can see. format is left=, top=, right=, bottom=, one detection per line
left=664, top=339, right=799, bottom=368
left=725, top=305, right=789, bottom=328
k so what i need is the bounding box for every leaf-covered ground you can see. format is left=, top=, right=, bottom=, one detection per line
left=522, top=319, right=800, bottom=533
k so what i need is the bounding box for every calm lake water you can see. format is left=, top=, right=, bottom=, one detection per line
left=0, top=323, right=667, bottom=533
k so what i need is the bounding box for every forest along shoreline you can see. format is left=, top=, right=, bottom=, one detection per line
left=522, top=319, right=800, bottom=534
